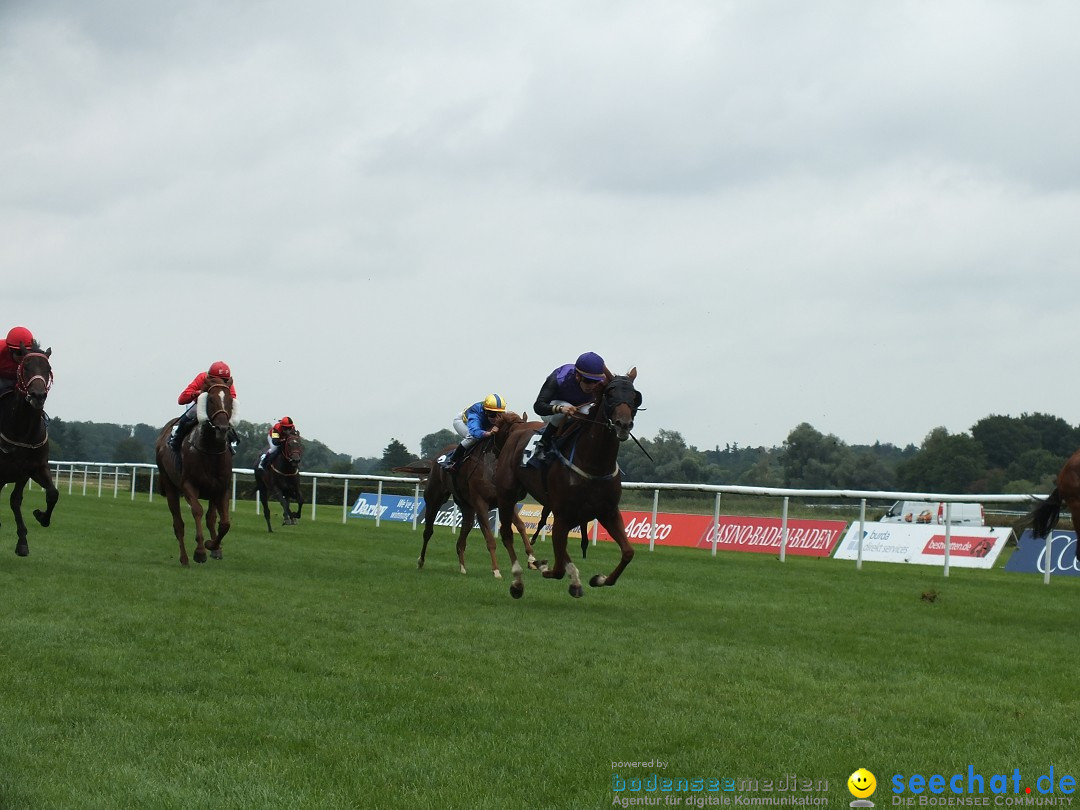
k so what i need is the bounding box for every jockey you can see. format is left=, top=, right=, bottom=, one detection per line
left=168, top=361, right=238, bottom=451
left=441, top=393, right=507, bottom=470
left=530, top=351, right=610, bottom=464
left=261, top=416, right=297, bottom=469
left=0, top=326, right=36, bottom=396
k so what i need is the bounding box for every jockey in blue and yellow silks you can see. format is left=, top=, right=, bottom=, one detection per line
left=441, top=393, right=507, bottom=470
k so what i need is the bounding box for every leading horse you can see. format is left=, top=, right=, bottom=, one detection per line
left=394, top=410, right=543, bottom=578
left=1026, top=448, right=1080, bottom=559
left=154, top=378, right=238, bottom=566
left=495, top=368, right=642, bottom=598
left=0, top=350, right=59, bottom=557
left=255, top=432, right=305, bottom=531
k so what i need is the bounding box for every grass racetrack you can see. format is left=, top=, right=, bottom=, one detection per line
left=1, top=494, right=1078, bottom=809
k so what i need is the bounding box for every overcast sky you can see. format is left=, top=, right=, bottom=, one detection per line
left=4, top=0, right=1079, bottom=459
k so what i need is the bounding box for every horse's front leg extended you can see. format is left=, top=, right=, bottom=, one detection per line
left=9, top=479, right=30, bottom=556
left=497, top=501, right=524, bottom=599
left=29, top=467, right=59, bottom=529
left=590, top=510, right=634, bottom=588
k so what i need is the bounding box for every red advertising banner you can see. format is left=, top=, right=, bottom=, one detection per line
left=593, top=511, right=847, bottom=556
left=921, top=534, right=997, bottom=558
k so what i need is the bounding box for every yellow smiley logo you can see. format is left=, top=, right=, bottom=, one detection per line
left=848, top=768, right=877, bottom=799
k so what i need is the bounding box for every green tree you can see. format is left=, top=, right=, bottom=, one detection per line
left=421, top=429, right=457, bottom=460
left=380, top=439, right=415, bottom=472
left=780, top=423, right=851, bottom=488
left=112, top=437, right=146, bottom=463
left=897, top=428, right=987, bottom=493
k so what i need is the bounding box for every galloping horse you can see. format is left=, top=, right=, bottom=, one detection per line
left=0, top=350, right=59, bottom=557
left=255, top=432, right=305, bottom=531
left=154, top=377, right=238, bottom=565
left=495, top=368, right=642, bottom=598
left=1026, top=449, right=1080, bottom=559
left=394, top=410, right=543, bottom=577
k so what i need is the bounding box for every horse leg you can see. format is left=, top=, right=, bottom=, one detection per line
left=9, top=479, right=31, bottom=557
left=293, top=486, right=304, bottom=524
left=418, top=501, right=440, bottom=570
left=456, top=507, right=475, bottom=575
left=589, top=510, right=635, bottom=588
left=276, top=491, right=291, bottom=526
left=257, top=480, right=273, bottom=533
left=181, top=484, right=208, bottom=564
left=513, top=512, right=541, bottom=570
left=540, top=517, right=571, bottom=582
left=211, top=496, right=230, bottom=560
left=475, top=506, right=502, bottom=579
left=163, top=485, right=190, bottom=566
left=497, top=501, right=525, bottom=599
left=29, top=465, right=59, bottom=529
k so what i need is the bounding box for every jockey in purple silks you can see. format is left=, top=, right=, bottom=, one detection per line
left=530, top=351, right=610, bottom=465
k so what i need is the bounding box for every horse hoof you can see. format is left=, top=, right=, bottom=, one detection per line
left=527, top=559, right=540, bottom=571
left=569, top=583, right=584, bottom=598
left=417, top=558, right=425, bottom=570
left=509, top=582, right=524, bottom=599
left=211, top=549, right=223, bottom=561
left=33, top=509, right=50, bottom=527
left=15, top=542, right=28, bottom=557
left=493, top=570, right=502, bottom=579
left=589, top=574, right=607, bottom=587
left=194, top=552, right=207, bottom=564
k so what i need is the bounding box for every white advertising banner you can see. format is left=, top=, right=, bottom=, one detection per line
left=834, top=522, right=1012, bottom=568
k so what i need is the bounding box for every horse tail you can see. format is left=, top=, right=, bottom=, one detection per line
left=1028, top=488, right=1064, bottom=539
left=393, top=463, right=432, bottom=477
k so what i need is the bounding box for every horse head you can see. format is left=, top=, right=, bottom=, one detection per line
left=599, top=367, right=641, bottom=441
left=491, top=410, right=524, bottom=454
left=16, top=349, right=54, bottom=412
left=195, top=378, right=237, bottom=446
left=281, top=432, right=303, bottom=465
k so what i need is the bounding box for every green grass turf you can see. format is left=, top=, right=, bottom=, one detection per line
left=0, top=493, right=1077, bottom=809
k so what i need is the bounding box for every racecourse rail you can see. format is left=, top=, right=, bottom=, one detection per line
left=32, top=460, right=1050, bottom=580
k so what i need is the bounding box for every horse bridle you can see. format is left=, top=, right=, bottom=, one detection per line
left=16, top=353, right=54, bottom=399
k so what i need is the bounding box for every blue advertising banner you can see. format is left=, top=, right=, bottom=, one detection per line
left=348, top=493, right=496, bottom=529
left=349, top=493, right=420, bottom=522
left=1005, top=529, right=1080, bottom=577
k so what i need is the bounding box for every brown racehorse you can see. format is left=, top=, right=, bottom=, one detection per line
left=255, top=432, right=305, bottom=531
left=154, top=378, right=237, bottom=566
left=495, top=368, right=642, bottom=599
left=394, top=411, right=543, bottom=577
left=0, top=349, right=59, bottom=557
left=1027, top=449, right=1080, bottom=559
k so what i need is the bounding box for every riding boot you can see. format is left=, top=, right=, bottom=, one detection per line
left=441, top=445, right=461, bottom=470
left=530, top=422, right=556, bottom=465
left=263, top=447, right=280, bottom=469
left=169, top=412, right=194, bottom=451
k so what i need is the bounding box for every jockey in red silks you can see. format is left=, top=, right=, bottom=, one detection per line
left=260, top=416, right=297, bottom=469
left=168, top=361, right=238, bottom=450
left=0, top=326, right=36, bottom=397
left=529, top=351, right=611, bottom=465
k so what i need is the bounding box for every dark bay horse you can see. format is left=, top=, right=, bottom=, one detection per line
left=1027, top=448, right=1080, bottom=559
left=394, top=411, right=542, bottom=577
left=0, top=350, right=59, bottom=557
left=154, top=378, right=237, bottom=566
left=495, top=368, right=642, bottom=598
left=255, top=432, right=305, bottom=531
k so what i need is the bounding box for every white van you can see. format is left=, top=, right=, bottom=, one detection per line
left=880, top=501, right=985, bottom=526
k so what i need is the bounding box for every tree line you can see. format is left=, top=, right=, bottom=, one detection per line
left=44, top=411, right=1074, bottom=494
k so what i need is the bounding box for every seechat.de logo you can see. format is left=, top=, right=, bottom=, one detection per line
left=849, top=769, right=878, bottom=808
